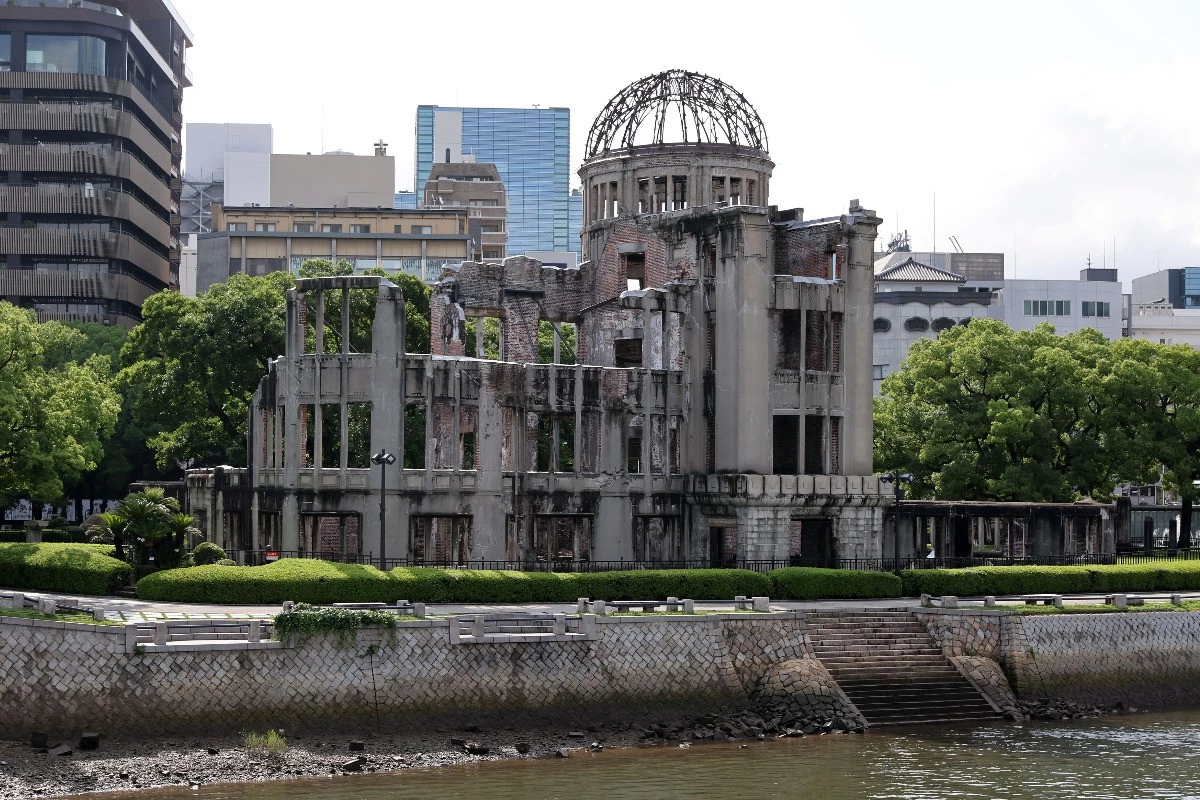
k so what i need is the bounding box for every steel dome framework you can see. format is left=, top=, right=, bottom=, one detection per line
left=584, top=70, right=769, bottom=160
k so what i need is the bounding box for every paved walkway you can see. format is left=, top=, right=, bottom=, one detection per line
left=12, top=590, right=1200, bottom=622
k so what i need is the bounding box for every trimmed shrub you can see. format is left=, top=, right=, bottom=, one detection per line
left=191, top=542, right=227, bottom=566
left=770, top=567, right=902, bottom=600
left=135, top=560, right=774, bottom=605
left=42, top=528, right=89, bottom=543
left=899, top=562, right=1200, bottom=597
left=0, top=542, right=130, bottom=595
left=0, top=530, right=24, bottom=543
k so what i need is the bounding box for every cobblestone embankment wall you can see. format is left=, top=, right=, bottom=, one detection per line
left=921, top=610, right=1200, bottom=709
left=0, top=614, right=819, bottom=737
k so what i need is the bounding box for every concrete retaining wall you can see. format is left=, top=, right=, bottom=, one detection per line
left=0, top=613, right=815, bottom=736
left=920, top=610, right=1200, bottom=709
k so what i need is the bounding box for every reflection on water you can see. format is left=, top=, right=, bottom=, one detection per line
left=99, top=710, right=1200, bottom=800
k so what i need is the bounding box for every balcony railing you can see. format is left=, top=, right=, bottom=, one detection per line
left=0, top=227, right=169, bottom=284
left=0, top=184, right=170, bottom=246
left=0, top=102, right=172, bottom=171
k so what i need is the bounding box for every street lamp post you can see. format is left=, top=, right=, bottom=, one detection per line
left=371, top=449, right=397, bottom=569
left=881, top=472, right=913, bottom=575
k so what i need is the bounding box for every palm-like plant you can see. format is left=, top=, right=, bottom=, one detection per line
left=99, top=489, right=196, bottom=569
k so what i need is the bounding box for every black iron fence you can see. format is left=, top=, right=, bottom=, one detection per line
left=227, top=550, right=1200, bottom=573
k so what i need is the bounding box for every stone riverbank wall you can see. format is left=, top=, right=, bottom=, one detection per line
left=918, top=609, right=1200, bottom=710
left=0, top=612, right=841, bottom=737
left=5, top=609, right=1200, bottom=737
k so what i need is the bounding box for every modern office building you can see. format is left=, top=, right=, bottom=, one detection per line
left=568, top=189, right=582, bottom=255
left=414, top=105, right=570, bottom=254
left=1131, top=267, right=1200, bottom=309
left=196, top=204, right=471, bottom=293
left=181, top=122, right=272, bottom=235
left=873, top=261, right=1125, bottom=392
left=983, top=270, right=1123, bottom=339
left=1128, top=302, right=1200, bottom=348
left=0, top=0, right=192, bottom=327
left=422, top=162, right=506, bottom=260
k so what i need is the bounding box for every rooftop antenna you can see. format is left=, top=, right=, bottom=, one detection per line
left=932, top=191, right=936, bottom=260
left=949, top=235, right=963, bottom=254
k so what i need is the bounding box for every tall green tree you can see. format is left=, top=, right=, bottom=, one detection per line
left=0, top=303, right=120, bottom=509
left=122, top=264, right=432, bottom=470
left=120, top=271, right=293, bottom=468
left=875, top=320, right=1153, bottom=501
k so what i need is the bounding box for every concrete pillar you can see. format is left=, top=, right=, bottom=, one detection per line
left=714, top=217, right=773, bottom=473
left=842, top=204, right=883, bottom=475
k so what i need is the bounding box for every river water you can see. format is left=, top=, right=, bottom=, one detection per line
left=108, top=711, right=1200, bottom=800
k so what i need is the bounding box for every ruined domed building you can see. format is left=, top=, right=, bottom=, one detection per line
left=191, top=70, right=892, bottom=568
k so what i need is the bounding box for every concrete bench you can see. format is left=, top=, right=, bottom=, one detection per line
left=1022, top=594, right=1063, bottom=608
left=586, top=598, right=696, bottom=615
left=1105, top=594, right=1145, bottom=609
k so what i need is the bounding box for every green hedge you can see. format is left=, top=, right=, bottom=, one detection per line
left=769, top=567, right=902, bottom=600
left=0, top=543, right=130, bottom=595
left=135, top=560, right=775, bottom=605
left=900, top=562, right=1200, bottom=597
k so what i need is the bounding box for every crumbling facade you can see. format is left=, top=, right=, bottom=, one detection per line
left=196, top=70, right=890, bottom=566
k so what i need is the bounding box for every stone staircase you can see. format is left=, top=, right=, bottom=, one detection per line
left=806, top=610, right=998, bottom=727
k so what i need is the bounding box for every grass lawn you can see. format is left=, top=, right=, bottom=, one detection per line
left=0, top=606, right=122, bottom=625
left=1013, top=600, right=1200, bottom=615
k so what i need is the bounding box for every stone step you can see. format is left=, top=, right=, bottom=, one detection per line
left=817, top=654, right=949, bottom=665
left=811, top=644, right=943, bottom=654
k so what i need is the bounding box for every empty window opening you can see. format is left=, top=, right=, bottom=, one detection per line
left=534, top=515, right=592, bottom=563
left=777, top=309, right=802, bottom=370
left=712, top=176, right=726, bottom=204
left=346, top=402, right=371, bottom=468
left=747, top=179, right=757, bottom=206
left=637, top=178, right=650, bottom=214
left=300, top=404, right=315, bottom=467
left=320, top=403, right=341, bottom=469
left=466, top=317, right=502, bottom=360
left=829, top=416, right=841, bottom=474
left=558, top=416, right=575, bottom=472
left=830, top=312, right=843, bottom=372
left=729, top=177, right=742, bottom=205
left=614, top=337, right=643, bottom=368
left=623, top=252, right=645, bottom=292
left=536, top=414, right=552, bottom=472
left=301, top=514, right=360, bottom=559
left=460, top=432, right=476, bottom=471
left=410, top=515, right=470, bottom=565
left=404, top=405, right=426, bottom=469
left=537, top=320, right=577, bottom=364
left=804, top=310, right=828, bottom=371
left=804, top=415, right=825, bottom=474
left=634, top=516, right=682, bottom=562
left=628, top=435, right=643, bottom=474
left=671, top=176, right=688, bottom=210
left=668, top=418, right=680, bottom=474
left=773, top=414, right=799, bottom=474
left=709, top=525, right=737, bottom=566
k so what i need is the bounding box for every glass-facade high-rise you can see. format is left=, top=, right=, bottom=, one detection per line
left=568, top=191, right=583, bottom=255
left=415, top=106, right=570, bottom=254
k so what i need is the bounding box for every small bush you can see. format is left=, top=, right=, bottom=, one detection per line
left=244, top=730, right=286, bottom=755
left=770, top=567, right=902, bottom=600
left=0, top=543, right=130, bottom=595
left=191, top=542, right=227, bottom=566
left=274, top=602, right=399, bottom=646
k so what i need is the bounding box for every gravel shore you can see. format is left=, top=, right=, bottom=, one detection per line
left=0, top=701, right=871, bottom=798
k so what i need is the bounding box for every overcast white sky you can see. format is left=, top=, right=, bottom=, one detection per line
left=173, top=0, right=1200, bottom=284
